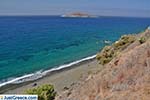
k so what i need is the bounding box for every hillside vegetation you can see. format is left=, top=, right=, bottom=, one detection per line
left=56, top=28, right=150, bottom=100
left=96, top=35, right=136, bottom=65
left=26, top=84, right=56, bottom=100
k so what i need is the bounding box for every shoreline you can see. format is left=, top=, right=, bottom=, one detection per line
left=0, top=55, right=102, bottom=94
left=0, top=55, right=96, bottom=87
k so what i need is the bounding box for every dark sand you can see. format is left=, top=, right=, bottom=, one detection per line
left=0, top=59, right=102, bottom=94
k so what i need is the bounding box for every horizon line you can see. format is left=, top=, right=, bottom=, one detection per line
left=0, top=14, right=149, bottom=18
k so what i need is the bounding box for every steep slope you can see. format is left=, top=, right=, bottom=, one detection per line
left=56, top=29, right=150, bottom=100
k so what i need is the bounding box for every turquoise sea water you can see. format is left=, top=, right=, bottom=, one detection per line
left=0, top=16, right=150, bottom=85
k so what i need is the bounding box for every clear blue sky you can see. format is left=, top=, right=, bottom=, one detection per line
left=0, top=0, right=150, bottom=17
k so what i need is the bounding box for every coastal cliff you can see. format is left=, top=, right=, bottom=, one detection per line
left=56, top=28, right=150, bottom=100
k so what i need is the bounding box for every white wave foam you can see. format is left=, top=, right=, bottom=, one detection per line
left=0, top=55, right=96, bottom=87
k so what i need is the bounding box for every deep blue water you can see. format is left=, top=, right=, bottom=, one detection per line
left=0, top=16, right=150, bottom=83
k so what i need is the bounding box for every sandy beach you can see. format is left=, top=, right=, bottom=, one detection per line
left=0, top=58, right=102, bottom=94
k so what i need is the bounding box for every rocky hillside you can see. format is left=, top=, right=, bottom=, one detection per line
left=56, top=28, right=150, bottom=100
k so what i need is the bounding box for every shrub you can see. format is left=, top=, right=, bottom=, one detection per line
left=96, top=35, right=136, bottom=65
left=113, top=35, right=135, bottom=49
left=138, top=37, right=146, bottom=44
left=96, top=46, right=115, bottom=65
left=25, top=84, right=56, bottom=100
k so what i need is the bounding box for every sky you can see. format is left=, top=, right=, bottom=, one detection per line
left=0, top=0, right=150, bottom=17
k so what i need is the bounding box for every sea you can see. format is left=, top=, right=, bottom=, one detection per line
left=0, top=16, right=150, bottom=87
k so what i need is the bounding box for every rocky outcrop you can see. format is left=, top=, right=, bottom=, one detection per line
left=56, top=28, right=150, bottom=100
left=61, top=12, right=98, bottom=18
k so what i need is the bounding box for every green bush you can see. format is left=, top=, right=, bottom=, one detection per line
left=138, top=37, right=146, bottom=44
left=96, top=46, right=115, bottom=65
left=96, top=35, right=136, bottom=65
left=113, top=35, right=135, bottom=49
left=25, top=84, right=56, bottom=100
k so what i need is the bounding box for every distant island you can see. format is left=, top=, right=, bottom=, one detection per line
left=61, top=12, right=99, bottom=18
